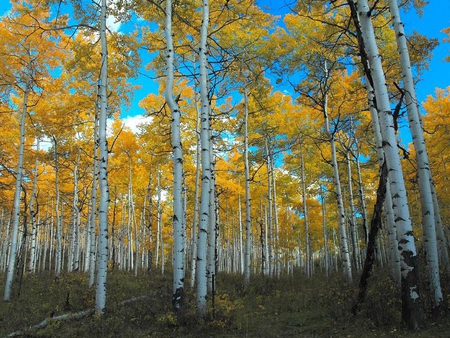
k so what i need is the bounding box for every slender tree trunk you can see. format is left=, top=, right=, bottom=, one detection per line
left=431, top=182, right=450, bottom=268
left=300, top=145, right=310, bottom=277
left=196, top=0, right=211, bottom=318
left=87, top=108, right=99, bottom=286
left=28, top=139, right=40, bottom=273
left=95, top=0, right=110, bottom=314
left=321, top=186, right=329, bottom=276
left=165, top=0, right=185, bottom=311
left=207, top=135, right=216, bottom=291
left=323, top=86, right=352, bottom=283
left=345, top=149, right=361, bottom=272
left=243, top=86, right=252, bottom=285
left=190, top=108, right=201, bottom=289
left=69, top=149, right=81, bottom=272
left=156, top=169, right=162, bottom=268
left=3, top=69, right=30, bottom=301
left=53, top=137, right=63, bottom=280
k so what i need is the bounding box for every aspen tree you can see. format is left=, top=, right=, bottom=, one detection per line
left=28, top=139, right=40, bottom=273
left=3, top=61, right=31, bottom=301
left=300, top=144, right=311, bottom=277
left=196, top=0, right=211, bottom=318
left=243, top=86, right=252, bottom=285
left=95, top=0, right=110, bottom=314
left=323, top=71, right=352, bottom=282
left=190, top=100, right=201, bottom=290
left=352, top=0, right=424, bottom=328
left=388, top=0, right=443, bottom=310
left=165, top=0, right=185, bottom=311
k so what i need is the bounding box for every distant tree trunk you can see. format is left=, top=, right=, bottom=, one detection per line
left=238, top=195, right=244, bottom=274
left=155, top=169, right=162, bottom=268
left=366, top=79, right=401, bottom=284
left=271, top=155, right=280, bottom=278
left=389, top=0, right=443, bottom=310
left=321, top=186, right=329, bottom=276
left=69, top=148, right=81, bottom=272
left=87, top=107, right=99, bottom=286
left=243, top=86, right=252, bottom=285
left=352, top=0, right=424, bottom=328
left=265, top=139, right=274, bottom=277
left=190, top=106, right=201, bottom=289
left=95, top=0, right=110, bottom=314
left=53, top=137, right=63, bottom=280
left=196, top=0, right=211, bottom=318
left=354, top=142, right=368, bottom=244
left=345, top=149, right=361, bottom=272
left=207, top=132, right=216, bottom=291
left=300, top=144, right=311, bottom=277
left=3, top=65, right=30, bottom=301
left=165, top=0, right=185, bottom=312
left=431, top=182, right=450, bottom=268
left=323, top=85, right=352, bottom=283
left=28, top=139, right=40, bottom=273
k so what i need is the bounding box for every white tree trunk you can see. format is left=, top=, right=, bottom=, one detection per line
left=345, top=149, right=361, bottom=271
left=196, top=0, right=211, bottom=318
left=300, top=145, right=310, bottom=277
left=366, top=79, right=401, bottom=284
left=355, top=0, right=424, bottom=327
left=3, top=68, right=30, bottom=301
left=87, top=108, right=99, bottom=286
left=53, top=137, right=63, bottom=280
left=95, top=0, right=110, bottom=314
left=28, top=139, right=40, bottom=273
left=207, top=134, right=216, bottom=291
left=190, top=105, right=201, bottom=289
left=243, top=87, right=252, bottom=285
left=165, top=0, right=185, bottom=311
left=324, top=88, right=352, bottom=283
left=389, top=0, right=443, bottom=309
left=69, top=149, right=81, bottom=272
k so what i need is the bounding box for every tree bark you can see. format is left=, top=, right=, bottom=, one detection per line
left=389, top=0, right=443, bottom=310
left=95, top=0, right=110, bottom=314
left=352, top=0, right=424, bottom=328
left=3, top=65, right=30, bottom=301
left=165, top=0, right=185, bottom=311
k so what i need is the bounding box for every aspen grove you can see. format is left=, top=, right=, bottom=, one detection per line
left=1, top=0, right=450, bottom=333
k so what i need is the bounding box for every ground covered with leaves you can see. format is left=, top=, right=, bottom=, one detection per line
left=1, top=269, right=450, bottom=337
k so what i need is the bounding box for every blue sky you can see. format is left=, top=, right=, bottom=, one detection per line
left=1, top=1, right=449, bottom=118
left=257, top=0, right=450, bottom=105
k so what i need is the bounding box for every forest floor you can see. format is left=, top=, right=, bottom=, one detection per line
left=1, top=269, right=450, bottom=337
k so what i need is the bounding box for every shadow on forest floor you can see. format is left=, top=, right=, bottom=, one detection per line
left=1, top=269, right=450, bottom=337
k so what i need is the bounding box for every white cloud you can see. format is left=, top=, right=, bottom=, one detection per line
left=106, top=15, right=121, bottom=32
left=121, top=114, right=153, bottom=133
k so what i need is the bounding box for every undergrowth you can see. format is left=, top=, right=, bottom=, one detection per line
left=0, top=268, right=449, bottom=337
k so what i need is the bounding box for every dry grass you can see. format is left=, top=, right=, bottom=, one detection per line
left=1, top=268, right=449, bottom=337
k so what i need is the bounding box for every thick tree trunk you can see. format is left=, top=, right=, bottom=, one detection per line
left=95, top=0, right=110, bottom=314
left=196, top=0, right=211, bottom=318
left=165, top=0, right=185, bottom=311
left=353, top=0, right=424, bottom=328
left=389, top=0, right=443, bottom=310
